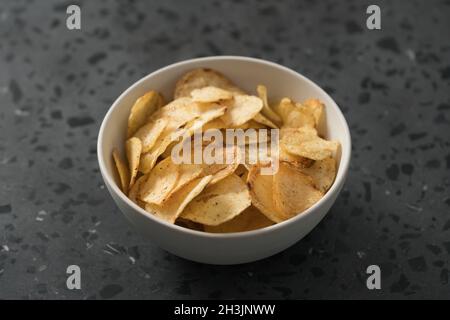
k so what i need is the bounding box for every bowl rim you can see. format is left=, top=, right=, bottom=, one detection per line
left=97, top=55, right=352, bottom=239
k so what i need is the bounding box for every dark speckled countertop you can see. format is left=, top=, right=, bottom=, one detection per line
left=0, top=0, right=449, bottom=299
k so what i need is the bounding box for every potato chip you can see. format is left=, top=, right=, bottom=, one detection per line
left=133, top=117, right=168, bottom=153
left=256, top=85, right=281, bottom=124
left=273, top=98, right=293, bottom=123
left=247, top=164, right=284, bottom=223
left=301, top=98, right=324, bottom=128
left=128, top=174, right=147, bottom=204
left=145, top=175, right=213, bottom=223
left=204, top=145, right=241, bottom=184
left=279, top=147, right=314, bottom=169
left=285, top=105, right=315, bottom=128
left=139, top=106, right=226, bottom=173
left=273, top=162, right=323, bottom=220
left=127, top=91, right=164, bottom=138
left=202, top=118, right=227, bottom=131
left=191, top=86, right=233, bottom=103
left=112, top=148, right=130, bottom=194
left=221, top=95, right=263, bottom=127
left=139, top=157, right=179, bottom=203
left=252, top=113, right=278, bottom=129
left=204, top=206, right=274, bottom=233
left=174, top=68, right=245, bottom=99
left=162, top=163, right=204, bottom=203
left=138, top=128, right=183, bottom=174
left=125, top=137, right=142, bottom=188
left=300, top=157, right=336, bottom=193
left=156, top=97, right=205, bottom=130
left=181, top=174, right=251, bottom=226
left=281, top=127, right=339, bottom=160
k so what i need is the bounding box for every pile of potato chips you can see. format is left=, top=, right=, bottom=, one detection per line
left=112, top=68, right=339, bottom=233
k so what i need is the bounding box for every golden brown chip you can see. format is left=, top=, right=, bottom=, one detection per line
left=162, top=163, right=204, bottom=203
left=204, top=206, right=274, bottom=233
left=221, top=95, right=263, bottom=127
left=145, top=175, right=213, bottom=223
left=127, top=91, right=164, bottom=138
left=200, top=145, right=241, bottom=184
left=191, top=86, right=233, bottom=102
left=156, top=97, right=205, bottom=130
left=202, top=118, right=227, bottom=131
left=284, top=105, right=315, bottom=128
left=247, top=164, right=284, bottom=223
left=174, top=68, right=245, bottom=99
left=128, top=174, right=147, bottom=204
left=273, top=98, right=314, bottom=128
left=300, top=157, right=336, bottom=193
left=279, top=147, right=314, bottom=169
left=139, top=106, right=226, bottom=173
left=112, top=148, right=130, bottom=194
left=181, top=174, right=251, bottom=226
left=280, top=127, right=339, bottom=160
left=273, top=162, right=323, bottom=220
left=139, top=157, right=179, bottom=204
left=302, top=98, right=324, bottom=128
left=125, top=137, right=142, bottom=188
left=252, top=112, right=278, bottom=129
left=256, top=85, right=282, bottom=124
left=133, top=117, right=168, bottom=153
left=273, top=98, right=295, bottom=122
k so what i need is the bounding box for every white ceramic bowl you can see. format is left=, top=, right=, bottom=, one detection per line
left=97, top=56, right=351, bottom=265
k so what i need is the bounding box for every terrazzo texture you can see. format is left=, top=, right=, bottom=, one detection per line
left=0, top=0, right=449, bottom=299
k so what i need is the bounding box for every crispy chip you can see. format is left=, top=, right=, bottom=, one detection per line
left=128, top=174, right=147, bottom=204
left=202, top=118, right=227, bottom=131
left=181, top=174, right=251, bottom=226
left=145, top=175, right=213, bottom=223
left=127, top=91, right=164, bottom=138
left=252, top=112, right=278, bottom=128
left=302, top=98, right=324, bottom=128
left=285, top=105, right=315, bottom=128
left=139, top=106, right=226, bottom=173
left=300, top=157, right=336, bottom=193
left=281, top=127, right=339, bottom=160
left=139, top=157, right=179, bottom=204
left=125, top=137, right=142, bottom=188
left=256, top=85, right=282, bottom=124
left=174, top=68, right=245, bottom=99
left=133, top=117, right=168, bottom=153
left=273, top=162, right=323, bottom=220
left=156, top=97, right=205, bottom=130
left=273, top=98, right=295, bottom=122
left=221, top=95, right=263, bottom=127
left=162, top=163, right=204, bottom=203
left=191, top=86, right=233, bottom=102
left=112, top=148, right=130, bottom=194
left=273, top=98, right=314, bottom=128
left=247, top=164, right=284, bottom=223
left=279, top=147, right=314, bottom=169
left=202, top=145, right=241, bottom=184
left=204, top=206, right=274, bottom=233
